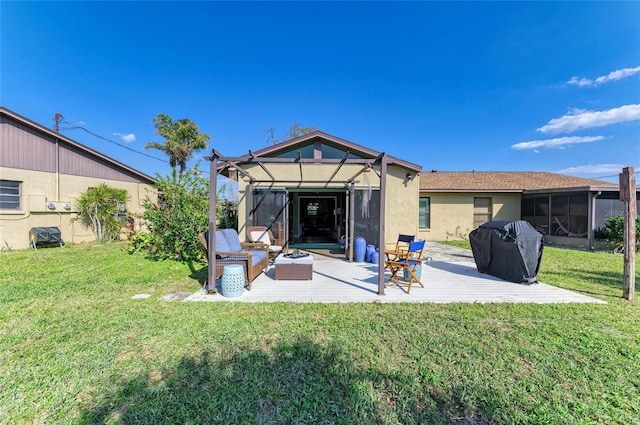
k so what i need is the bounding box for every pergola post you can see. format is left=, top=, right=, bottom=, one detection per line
left=377, top=154, right=387, bottom=295
left=206, top=151, right=218, bottom=293
left=348, top=182, right=355, bottom=262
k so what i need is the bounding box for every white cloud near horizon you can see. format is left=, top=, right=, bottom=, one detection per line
left=568, top=66, right=640, bottom=87
left=113, top=132, right=136, bottom=143
left=537, top=104, right=640, bottom=134
left=556, top=164, right=630, bottom=175
left=511, top=135, right=605, bottom=150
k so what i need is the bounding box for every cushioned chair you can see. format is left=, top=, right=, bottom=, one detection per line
left=247, top=225, right=285, bottom=260
left=384, top=240, right=425, bottom=293
left=199, top=228, right=269, bottom=290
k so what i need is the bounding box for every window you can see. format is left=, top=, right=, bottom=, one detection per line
left=0, top=180, right=21, bottom=210
left=419, top=197, right=430, bottom=229
left=473, top=197, right=492, bottom=228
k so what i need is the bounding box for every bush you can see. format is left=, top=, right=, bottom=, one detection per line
left=138, top=168, right=210, bottom=262
left=76, top=183, right=130, bottom=242
left=598, top=215, right=640, bottom=252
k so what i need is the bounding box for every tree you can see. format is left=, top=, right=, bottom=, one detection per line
left=76, top=183, right=129, bottom=241
left=145, top=113, right=211, bottom=175
left=266, top=123, right=317, bottom=145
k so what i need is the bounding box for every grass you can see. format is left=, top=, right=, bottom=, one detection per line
left=1, top=242, right=639, bottom=424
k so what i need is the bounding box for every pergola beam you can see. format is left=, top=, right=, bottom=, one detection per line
left=207, top=149, right=394, bottom=295
left=324, top=151, right=349, bottom=188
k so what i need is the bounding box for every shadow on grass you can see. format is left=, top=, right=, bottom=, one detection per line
left=187, top=261, right=208, bottom=287
left=76, top=338, right=488, bottom=424
left=542, top=267, right=639, bottom=299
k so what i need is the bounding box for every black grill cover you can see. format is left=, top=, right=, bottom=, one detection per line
left=469, top=220, right=543, bottom=284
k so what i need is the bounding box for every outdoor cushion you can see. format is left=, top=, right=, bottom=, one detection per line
left=250, top=230, right=270, bottom=245
left=250, top=250, right=268, bottom=266
left=221, top=229, right=242, bottom=252
left=214, top=230, right=231, bottom=252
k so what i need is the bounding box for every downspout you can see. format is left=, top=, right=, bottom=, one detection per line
left=589, top=191, right=601, bottom=250
left=55, top=137, right=60, bottom=201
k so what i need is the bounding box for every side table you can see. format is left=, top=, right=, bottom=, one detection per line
left=221, top=264, right=245, bottom=297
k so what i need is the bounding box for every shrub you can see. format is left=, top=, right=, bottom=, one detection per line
left=598, top=215, right=640, bottom=252
left=76, top=183, right=129, bottom=241
left=138, top=168, right=210, bottom=261
left=134, top=166, right=237, bottom=262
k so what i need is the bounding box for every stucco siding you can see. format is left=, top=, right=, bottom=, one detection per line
left=0, top=167, right=156, bottom=249
left=384, top=166, right=419, bottom=241
left=418, top=192, right=521, bottom=241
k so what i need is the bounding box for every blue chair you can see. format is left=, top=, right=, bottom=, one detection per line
left=384, top=240, right=425, bottom=293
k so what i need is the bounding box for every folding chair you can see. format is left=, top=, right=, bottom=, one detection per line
left=385, top=240, right=425, bottom=293
left=383, top=234, right=415, bottom=268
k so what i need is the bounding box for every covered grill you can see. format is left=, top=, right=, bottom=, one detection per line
left=469, top=220, right=543, bottom=284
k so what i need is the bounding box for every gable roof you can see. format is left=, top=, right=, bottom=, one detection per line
left=246, top=130, right=422, bottom=172
left=420, top=171, right=619, bottom=193
left=1, top=107, right=155, bottom=184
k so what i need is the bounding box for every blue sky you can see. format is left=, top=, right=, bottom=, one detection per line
left=2, top=1, right=639, bottom=184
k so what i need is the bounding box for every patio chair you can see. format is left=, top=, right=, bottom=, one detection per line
left=383, top=234, right=415, bottom=268
left=199, top=228, right=269, bottom=291
left=385, top=239, right=425, bottom=293
left=247, top=223, right=285, bottom=260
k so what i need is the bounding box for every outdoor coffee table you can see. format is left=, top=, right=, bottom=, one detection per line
left=274, top=253, right=313, bottom=280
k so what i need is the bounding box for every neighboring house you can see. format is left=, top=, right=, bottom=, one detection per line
left=418, top=171, right=637, bottom=249
left=214, top=131, right=422, bottom=255
left=0, top=107, right=156, bottom=250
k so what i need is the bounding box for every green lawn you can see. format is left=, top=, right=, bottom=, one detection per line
left=1, top=242, right=638, bottom=424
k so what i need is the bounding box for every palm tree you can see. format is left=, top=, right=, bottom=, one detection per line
left=145, top=113, right=211, bottom=174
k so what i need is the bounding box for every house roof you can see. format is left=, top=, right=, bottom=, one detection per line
left=0, top=107, right=156, bottom=184
left=237, top=130, right=423, bottom=172
left=419, top=171, right=620, bottom=193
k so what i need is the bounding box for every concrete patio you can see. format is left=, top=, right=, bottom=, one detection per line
left=185, top=242, right=606, bottom=304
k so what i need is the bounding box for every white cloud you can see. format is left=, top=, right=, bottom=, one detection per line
left=511, top=135, right=605, bottom=150
left=567, top=76, right=593, bottom=87
left=567, top=66, right=640, bottom=87
left=113, top=132, right=136, bottom=143
left=556, top=164, right=629, bottom=175
left=537, top=104, right=640, bottom=134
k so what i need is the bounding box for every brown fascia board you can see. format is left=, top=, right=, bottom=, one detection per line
left=421, top=188, right=523, bottom=193
left=522, top=185, right=621, bottom=195
left=245, top=130, right=423, bottom=172
left=1, top=106, right=156, bottom=184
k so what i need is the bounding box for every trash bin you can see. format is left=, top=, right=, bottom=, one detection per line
left=469, top=220, right=543, bottom=284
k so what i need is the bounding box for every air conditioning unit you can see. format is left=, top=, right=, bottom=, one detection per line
left=29, top=227, right=63, bottom=249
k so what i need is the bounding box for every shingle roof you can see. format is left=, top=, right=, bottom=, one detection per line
left=419, top=171, right=619, bottom=193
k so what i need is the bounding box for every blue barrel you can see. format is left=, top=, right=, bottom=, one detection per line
left=366, top=244, right=375, bottom=262
left=354, top=237, right=366, bottom=262
left=371, top=249, right=379, bottom=265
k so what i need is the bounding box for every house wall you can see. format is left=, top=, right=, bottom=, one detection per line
left=1, top=110, right=156, bottom=250
left=233, top=162, right=419, bottom=245
left=0, top=167, right=155, bottom=249
left=418, top=192, right=521, bottom=241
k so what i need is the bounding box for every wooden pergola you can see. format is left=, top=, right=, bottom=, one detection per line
left=205, top=148, right=390, bottom=295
